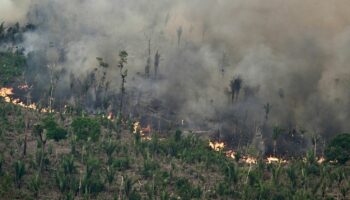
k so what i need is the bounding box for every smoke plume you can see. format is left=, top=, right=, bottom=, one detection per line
left=3, top=0, right=350, bottom=152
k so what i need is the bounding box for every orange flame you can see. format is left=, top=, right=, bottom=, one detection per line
left=225, top=150, right=236, bottom=159
left=317, top=157, right=326, bottom=164
left=133, top=122, right=152, bottom=141
left=244, top=156, right=257, bottom=164
left=0, top=87, right=51, bottom=113
left=267, top=156, right=288, bottom=164
left=209, top=141, right=225, bottom=151
left=107, top=112, right=113, bottom=120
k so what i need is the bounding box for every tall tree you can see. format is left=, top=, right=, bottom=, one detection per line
left=118, top=50, right=128, bottom=115
left=177, top=26, right=183, bottom=47
left=145, top=40, right=151, bottom=78
left=47, top=64, right=59, bottom=113
left=264, top=103, right=271, bottom=121
left=154, top=51, right=160, bottom=79
left=219, top=52, right=228, bottom=77
left=230, top=76, right=242, bottom=103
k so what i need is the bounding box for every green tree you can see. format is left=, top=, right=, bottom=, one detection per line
left=325, top=133, right=350, bottom=164
left=42, top=116, right=67, bottom=141
left=71, top=117, right=101, bottom=141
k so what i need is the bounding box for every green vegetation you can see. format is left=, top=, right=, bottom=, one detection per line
left=71, top=117, right=101, bottom=141
left=0, top=98, right=350, bottom=199
left=0, top=52, right=26, bottom=86
left=42, top=116, right=67, bottom=141
left=325, top=133, right=350, bottom=164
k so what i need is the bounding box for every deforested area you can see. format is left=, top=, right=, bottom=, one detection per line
left=0, top=0, right=350, bottom=199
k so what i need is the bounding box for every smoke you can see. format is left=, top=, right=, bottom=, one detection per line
left=4, top=0, right=350, bottom=149
left=0, top=0, right=30, bottom=24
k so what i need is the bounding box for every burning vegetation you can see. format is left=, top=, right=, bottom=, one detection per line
left=1, top=1, right=350, bottom=199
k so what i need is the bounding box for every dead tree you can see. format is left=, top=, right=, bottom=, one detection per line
left=177, top=26, right=183, bottom=47
left=230, top=76, right=242, bottom=103
left=219, top=52, right=228, bottom=77
left=264, top=103, right=271, bottom=121
left=47, top=64, right=59, bottom=113
left=96, top=57, right=110, bottom=109
left=145, top=40, right=151, bottom=78
left=118, top=51, right=128, bottom=115
left=22, top=82, right=32, bottom=157
left=154, top=51, right=160, bottom=79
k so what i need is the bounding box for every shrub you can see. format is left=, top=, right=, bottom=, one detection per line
left=142, top=159, right=159, bottom=178
left=13, top=160, right=25, bottom=189
left=28, top=174, right=41, bottom=197
left=82, top=157, right=104, bottom=197
left=71, top=117, right=101, bottom=141
left=174, top=129, right=182, bottom=142
left=113, top=157, right=130, bottom=171
left=47, top=127, right=67, bottom=141
left=41, top=117, right=67, bottom=141
left=175, top=178, right=201, bottom=199
left=325, top=133, right=350, bottom=164
left=216, top=182, right=233, bottom=196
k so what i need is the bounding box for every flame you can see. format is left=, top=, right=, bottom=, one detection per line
left=209, top=141, right=225, bottom=151
left=244, top=156, right=257, bottom=164
left=0, top=87, right=52, bottom=113
left=133, top=122, right=141, bottom=134
left=107, top=112, right=113, bottom=120
left=267, top=156, right=288, bottom=164
left=0, top=87, right=14, bottom=97
left=225, top=150, right=236, bottom=159
left=317, top=157, right=325, bottom=164
left=207, top=140, right=289, bottom=165
left=133, top=122, right=152, bottom=141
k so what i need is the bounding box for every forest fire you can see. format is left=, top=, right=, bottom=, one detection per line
left=267, top=156, right=288, bottom=164
left=0, top=87, right=51, bottom=112
left=133, top=122, right=152, bottom=141
left=0, top=87, right=14, bottom=102
left=225, top=150, right=236, bottom=159
left=244, top=156, right=258, bottom=164
left=209, top=141, right=225, bottom=151
left=208, top=141, right=290, bottom=164
left=107, top=112, right=113, bottom=120
left=317, top=157, right=326, bottom=164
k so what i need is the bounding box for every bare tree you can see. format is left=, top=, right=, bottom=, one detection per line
left=118, top=51, right=128, bottom=115
left=177, top=26, right=183, bottom=47
left=230, top=76, right=242, bottom=103
left=47, top=64, right=59, bottom=113
left=154, top=51, right=160, bottom=79
left=219, top=52, right=228, bottom=77
left=264, top=103, right=271, bottom=121
left=145, top=40, right=151, bottom=78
